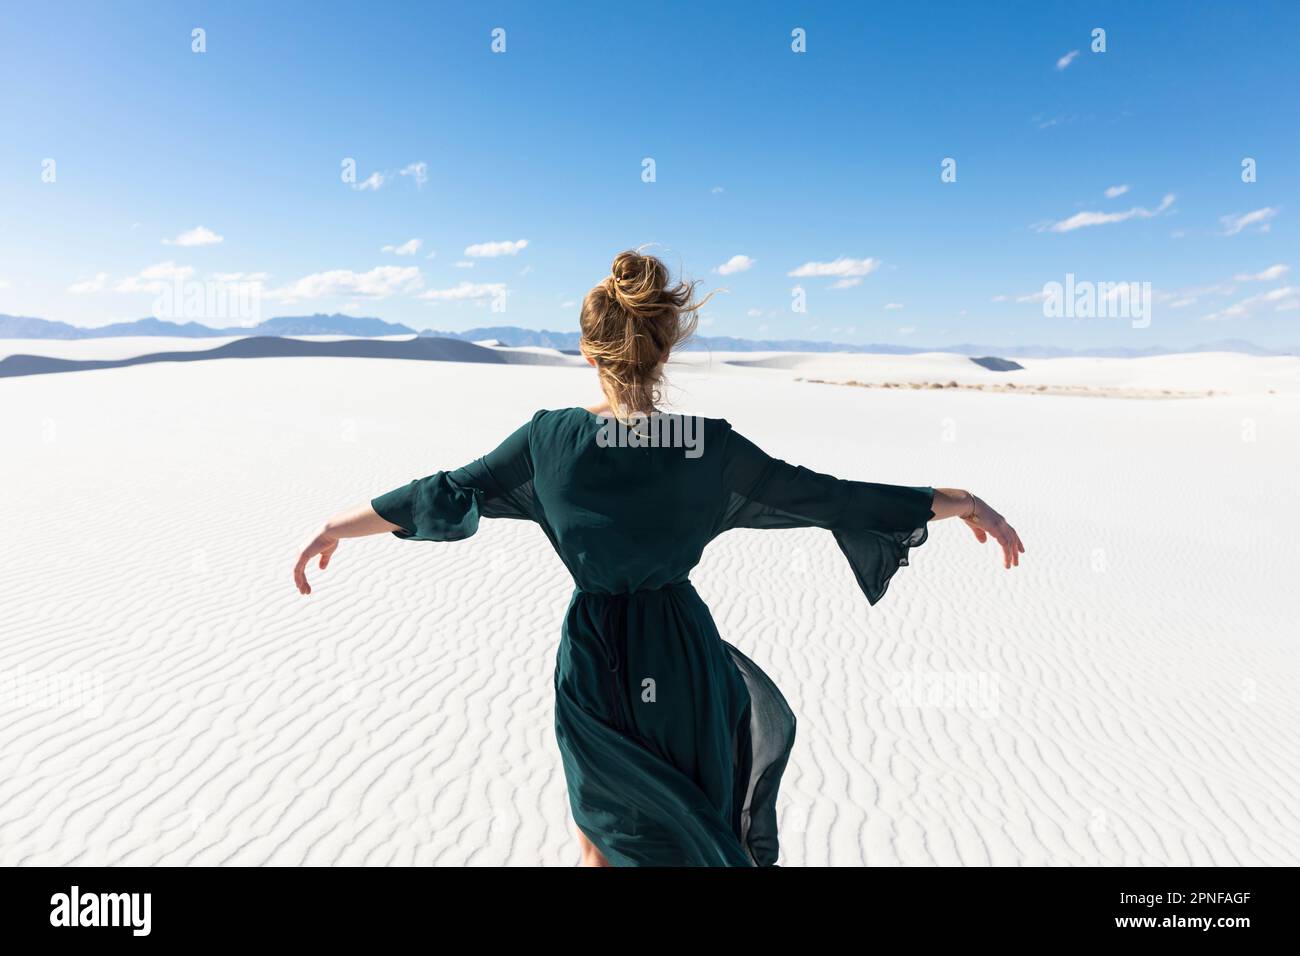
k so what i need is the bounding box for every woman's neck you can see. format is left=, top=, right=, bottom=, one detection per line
left=584, top=398, right=657, bottom=420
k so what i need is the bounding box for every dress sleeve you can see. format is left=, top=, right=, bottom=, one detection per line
left=370, top=414, right=539, bottom=541
left=717, top=425, right=934, bottom=604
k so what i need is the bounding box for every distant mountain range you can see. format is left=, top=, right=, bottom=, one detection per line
left=1, top=313, right=1293, bottom=359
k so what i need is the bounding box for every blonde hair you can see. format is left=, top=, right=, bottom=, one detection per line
left=580, top=250, right=713, bottom=416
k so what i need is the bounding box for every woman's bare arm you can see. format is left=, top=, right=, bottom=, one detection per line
left=931, top=488, right=1025, bottom=570
left=293, top=504, right=402, bottom=595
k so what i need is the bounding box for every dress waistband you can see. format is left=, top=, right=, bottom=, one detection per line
left=573, top=580, right=694, bottom=598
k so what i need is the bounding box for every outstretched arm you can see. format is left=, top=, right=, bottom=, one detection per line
left=294, top=414, right=540, bottom=596
left=930, top=487, right=1025, bottom=569
left=293, top=503, right=401, bottom=595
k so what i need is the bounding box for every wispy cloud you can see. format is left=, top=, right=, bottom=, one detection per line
left=1055, top=50, right=1080, bottom=71
left=788, top=256, right=880, bottom=278
left=114, top=261, right=195, bottom=294
left=1220, top=207, right=1279, bottom=236
left=352, top=172, right=385, bottom=192
left=991, top=290, right=1049, bottom=303
left=399, top=162, right=428, bottom=187
left=714, top=254, right=755, bottom=275
left=1233, top=263, right=1289, bottom=282
left=1039, top=193, right=1175, bottom=233
left=267, top=265, right=422, bottom=301
left=68, top=272, right=110, bottom=294
left=1204, top=285, right=1300, bottom=321
left=464, top=239, right=528, bottom=257
left=884, top=302, right=904, bottom=310
left=830, top=278, right=862, bottom=289
left=1104, top=184, right=1130, bottom=199
left=163, top=225, right=223, bottom=247
left=382, top=238, right=422, bottom=256
left=211, top=271, right=269, bottom=283
left=418, top=281, right=506, bottom=301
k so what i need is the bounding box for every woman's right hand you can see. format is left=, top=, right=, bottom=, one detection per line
left=293, top=528, right=339, bottom=595
left=961, top=496, right=1025, bottom=569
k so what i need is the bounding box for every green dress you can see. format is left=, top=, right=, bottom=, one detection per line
left=372, top=408, right=934, bottom=866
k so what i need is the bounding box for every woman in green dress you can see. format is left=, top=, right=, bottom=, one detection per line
left=293, top=251, right=1025, bottom=867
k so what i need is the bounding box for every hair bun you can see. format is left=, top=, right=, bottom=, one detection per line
left=580, top=249, right=716, bottom=414
left=608, top=251, right=667, bottom=308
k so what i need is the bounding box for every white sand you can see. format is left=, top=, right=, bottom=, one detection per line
left=1, top=342, right=1297, bottom=865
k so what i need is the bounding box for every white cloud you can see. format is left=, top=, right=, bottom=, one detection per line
left=1233, top=263, right=1290, bottom=282
left=1204, top=285, right=1300, bottom=321
left=1055, top=50, right=1080, bottom=71
left=267, top=265, right=422, bottom=301
left=1017, top=290, right=1050, bottom=303
left=464, top=239, right=528, bottom=257
left=884, top=302, right=904, bottom=310
left=1041, top=194, right=1175, bottom=233
left=382, top=238, right=422, bottom=256
left=68, top=272, right=110, bottom=294
left=353, top=172, right=385, bottom=192
left=715, top=254, right=755, bottom=275
left=418, top=281, right=506, bottom=302
left=746, top=308, right=762, bottom=318
left=711, top=186, right=725, bottom=194
left=399, top=162, right=428, bottom=187
left=1220, top=207, right=1279, bottom=236
left=164, top=225, right=223, bottom=247
left=1104, top=184, right=1130, bottom=199
left=897, top=326, right=916, bottom=335
left=115, top=261, right=195, bottom=294
left=830, top=278, right=862, bottom=289
left=211, top=271, right=270, bottom=283
left=788, top=256, right=880, bottom=278
left=455, top=260, right=474, bottom=269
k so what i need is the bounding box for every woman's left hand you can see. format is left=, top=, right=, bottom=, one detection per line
left=962, top=496, right=1025, bottom=570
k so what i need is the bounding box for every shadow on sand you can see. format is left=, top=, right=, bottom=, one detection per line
left=0, top=335, right=578, bottom=379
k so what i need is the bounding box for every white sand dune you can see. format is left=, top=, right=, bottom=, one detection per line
left=1, top=350, right=1297, bottom=865
left=692, top=350, right=1300, bottom=396
left=0, top=333, right=417, bottom=363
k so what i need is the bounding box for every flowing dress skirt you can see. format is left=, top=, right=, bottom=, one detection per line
left=553, top=582, right=795, bottom=866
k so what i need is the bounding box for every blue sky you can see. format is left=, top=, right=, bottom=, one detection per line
left=1, top=0, right=1297, bottom=348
